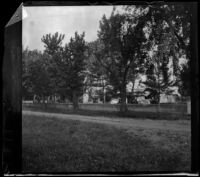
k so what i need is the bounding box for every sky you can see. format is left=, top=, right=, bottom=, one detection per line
left=22, top=6, right=115, bottom=51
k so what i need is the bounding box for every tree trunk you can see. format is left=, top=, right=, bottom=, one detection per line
left=42, top=95, right=47, bottom=109
left=103, top=81, right=106, bottom=103
left=52, top=94, right=55, bottom=103
left=47, top=96, right=50, bottom=103
left=157, top=89, right=161, bottom=117
left=131, top=77, right=135, bottom=103
left=72, top=91, right=79, bottom=111
left=54, top=94, right=56, bottom=103
left=120, top=84, right=128, bottom=113
left=33, top=94, right=36, bottom=103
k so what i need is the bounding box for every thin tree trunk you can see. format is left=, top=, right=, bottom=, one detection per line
left=33, top=94, right=36, bottom=103
left=52, top=94, right=55, bottom=103
left=103, top=80, right=105, bottom=103
left=42, top=95, right=46, bottom=109
left=131, top=76, right=135, bottom=103
left=157, top=68, right=161, bottom=116
left=120, top=84, right=128, bottom=113
left=103, top=91, right=106, bottom=103
left=72, top=91, right=79, bottom=111
left=47, top=96, right=50, bottom=103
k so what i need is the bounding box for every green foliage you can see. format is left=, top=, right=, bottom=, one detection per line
left=97, top=8, right=148, bottom=111
left=41, top=32, right=65, bottom=56
left=86, top=40, right=107, bottom=79
left=22, top=4, right=192, bottom=105
left=143, top=51, right=175, bottom=104
left=85, top=40, right=110, bottom=103
left=41, top=32, right=65, bottom=96
left=125, top=3, right=191, bottom=98
left=22, top=48, right=44, bottom=99
left=27, top=55, right=51, bottom=98
left=124, top=3, right=192, bottom=103
left=58, top=32, right=87, bottom=108
left=178, top=63, right=190, bottom=97
left=23, top=31, right=86, bottom=108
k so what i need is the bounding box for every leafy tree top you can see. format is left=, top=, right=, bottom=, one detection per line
left=41, top=32, right=65, bottom=56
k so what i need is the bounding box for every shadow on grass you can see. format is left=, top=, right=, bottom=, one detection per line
left=23, top=105, right=190, bottom=120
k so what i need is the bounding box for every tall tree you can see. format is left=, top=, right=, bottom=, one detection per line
left=97, top=8, right=148, bottom=112
left=125, top=3, right=192, bottom=97
left=26, top=54, right=51, bottom=106
left=22, top=48, right=43, bottom=100
left=58, top=32, right=87, bottom=110
left=22, top=48, right=32, bottom=100
left=142, top=23, right=177, bottom=103
left=41, top=32, right=65, bottom=101
left=143, top=55, right=174, bottom=104
left=41, top=32, right=65, bottom=56
left=86, top=40, right=110, bottom=103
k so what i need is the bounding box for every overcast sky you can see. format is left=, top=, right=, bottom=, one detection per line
left=22, top=6, right=116, bottom=51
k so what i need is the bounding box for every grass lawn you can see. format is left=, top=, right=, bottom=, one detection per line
left=22, top=114, right=191, bottom=173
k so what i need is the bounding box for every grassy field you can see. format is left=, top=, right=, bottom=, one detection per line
left=22, top=114, right=191, bottom=173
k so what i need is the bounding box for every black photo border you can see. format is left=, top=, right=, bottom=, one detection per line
left=1, top=0, right=199, bottom=175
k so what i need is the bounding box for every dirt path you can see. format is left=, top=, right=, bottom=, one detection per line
left=22, top=110, right=190, bottom=133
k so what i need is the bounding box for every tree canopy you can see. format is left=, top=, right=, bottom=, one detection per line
left=59, top=32, right=87, bottom=109
left=97, top=8, right=149, bottom=112
left=22, top=3, right=193, bottom=110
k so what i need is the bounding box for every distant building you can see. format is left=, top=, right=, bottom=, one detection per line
left=82, top=62, right=184, bottom=104
left=160, top=94, right=178, bottom=103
